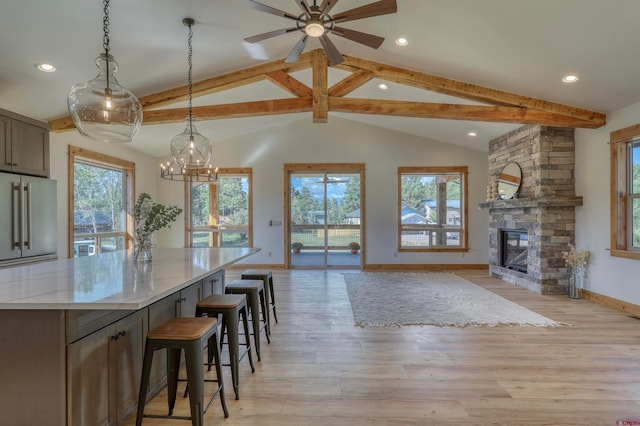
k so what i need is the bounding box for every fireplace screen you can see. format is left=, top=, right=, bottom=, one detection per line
left=500, top=229, right=528, bottom=273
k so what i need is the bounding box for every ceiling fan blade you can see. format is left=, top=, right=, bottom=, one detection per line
left=331, top=0, right=397, bottom=23
left=245, top=0, right=300, bottom=21
left=295, top=0, right=312, bottom=16
left=318, top=34, right=344, bottom=66
left=319, top=0, right=339, bottom=17
left=331, top=26, right=384, bottom=49
left=286, top=35, right=310, bottom=63
left=245, top=27, right=299, bottom=43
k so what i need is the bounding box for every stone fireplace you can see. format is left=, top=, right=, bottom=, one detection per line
left=480, top=125, right=582, bottom=295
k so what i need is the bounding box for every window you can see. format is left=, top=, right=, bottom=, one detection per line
left=186, top=168, right=252, bottom=248
left=398, top=166, right=468, bottom=251
left=68, top=146, right=135, bottom=258
left=610, top=125, right=640, bottom=259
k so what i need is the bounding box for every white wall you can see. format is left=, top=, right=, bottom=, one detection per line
left=157, top=116, right=489, bottom=266
left=50, top=131, right=159, bottom=258
left=52, top=116, right=489, bottom=267
left=575, top=102, right=640, bottom=305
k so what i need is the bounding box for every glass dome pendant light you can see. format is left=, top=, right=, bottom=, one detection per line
left=161, top=18, right=217, bottom=183
left=67, top=0, right=142, bottom=143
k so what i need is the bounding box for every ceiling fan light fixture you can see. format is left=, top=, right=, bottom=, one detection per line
left=244, top=0, right=397, bottom=65
left=305, top=21, right=325, bottom=37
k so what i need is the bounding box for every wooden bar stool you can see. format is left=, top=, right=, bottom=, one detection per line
left=136, top=317, right=228, bottom=426
left=225, top=279, right=270, bottom=361
left=241, top=269, right=278, bottom=328
left=196, top=294, right=255, bottom=400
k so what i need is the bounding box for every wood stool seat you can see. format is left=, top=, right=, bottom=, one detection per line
left=225, top=279, right=271, bottom=361
left=241, top=269, right=278, bottom=328
left=136, top=317, right=228, bottom=426
left=196, top=294, right=255, bottom=400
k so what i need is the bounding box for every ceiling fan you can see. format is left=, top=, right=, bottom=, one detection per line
left=243, top=0, right=398, bottom=66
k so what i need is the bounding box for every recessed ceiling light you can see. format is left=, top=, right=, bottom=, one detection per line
left=562, top=74, right=578, bottom=83
left=395, top=37, right=408, bottom=47
left=378, top=83, right=389, bottom=90
left=468, top=132, right=477, bottom=137
left=35, top=63, right=56, bottom=72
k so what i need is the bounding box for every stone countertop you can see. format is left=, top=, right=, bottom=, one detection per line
left=0, top=247, right=258, bottom=310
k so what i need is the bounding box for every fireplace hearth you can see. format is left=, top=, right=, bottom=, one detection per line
left=500, top=229, right=528, bottom=273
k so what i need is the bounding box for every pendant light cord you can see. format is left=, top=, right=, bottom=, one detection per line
left=103, top=0, right=111, bottom=92
left=102, top=0, right=110, bottom=55
left=187, top=21, right=194, bottom=136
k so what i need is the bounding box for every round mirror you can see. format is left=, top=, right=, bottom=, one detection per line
left=497, top=162, right=522, bottom=200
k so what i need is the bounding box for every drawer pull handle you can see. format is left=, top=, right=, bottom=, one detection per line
left=111, top=331, right=127, bottom=340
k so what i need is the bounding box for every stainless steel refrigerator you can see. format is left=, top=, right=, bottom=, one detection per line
left=0, top=172, right=57, bottom=265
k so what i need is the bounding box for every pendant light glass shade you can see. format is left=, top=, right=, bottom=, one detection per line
left=170, top=115, right=212, bottom=169
left=160, top=17, right=217, bottom=184
left=68, top=53, right=143, bottom=143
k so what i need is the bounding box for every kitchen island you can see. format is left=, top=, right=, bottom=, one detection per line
left=0, top=247, right=258, bottom=426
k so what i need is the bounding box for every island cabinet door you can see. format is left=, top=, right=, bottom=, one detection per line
left=115, top=309, right=148, bottom=422
left=201, top=269, right=225, bottom=298
left=147, top=295, right=177, bottom=396
left=67, top=309, right=148, bottom=426
left=179, top=282, right=201, bottom=317
left=67, top=323, right=117, bottom=426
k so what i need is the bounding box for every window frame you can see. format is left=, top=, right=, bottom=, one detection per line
left=397, top=166, right=469, bottom=252
left=184, top=168, right=253, bottom=248
left=610, top=124, right=640, bottom=260
left=68, top=145, right=135, bottom=258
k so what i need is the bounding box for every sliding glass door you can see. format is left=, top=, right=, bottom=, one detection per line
left=288, top=167, right=363, bottom=269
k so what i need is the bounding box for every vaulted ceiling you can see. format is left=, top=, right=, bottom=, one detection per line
left=2, top=0, right=639, bottom=155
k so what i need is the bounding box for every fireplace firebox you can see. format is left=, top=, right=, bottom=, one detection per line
left=500, top=229, right=528, bottom=273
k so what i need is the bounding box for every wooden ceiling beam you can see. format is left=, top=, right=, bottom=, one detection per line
left=140, top=52, right=313, bottom=110
left=312, top=49, right=328, bottom=123
left=49, top=52, right=315, bottom=132
left=141, top=97, right=313, bottom=124
left=49, top=49, right=606, bottom=132
left=329, top=70, right=375, bottom=97
left=265, top=70, right=312, bottom=97
left=337, top=54, right=606, bottom=126
left=328, top=97, right=603, bottom=128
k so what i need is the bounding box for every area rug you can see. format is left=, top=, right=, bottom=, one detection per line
left=342, top=272, right=562, bottom=327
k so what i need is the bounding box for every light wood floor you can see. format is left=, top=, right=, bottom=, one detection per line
left=124, top=269, right=640, bottom=425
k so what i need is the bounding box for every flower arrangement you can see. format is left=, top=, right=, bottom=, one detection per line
left=561, top=244, right=590, bottom=269
left=133, top=193, right=182, bottom=261
left=562, top=244, right=590, bottom=299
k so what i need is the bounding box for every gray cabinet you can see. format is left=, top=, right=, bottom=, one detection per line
left=0, top=109, right=49, bottom=178
left=67, top=309, right=148, bottom=426
left=145, top=272, right=224, bottom=397
left=145, top=280, right=201, bottom=397
left=202, top=269, right=225, bottom=298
